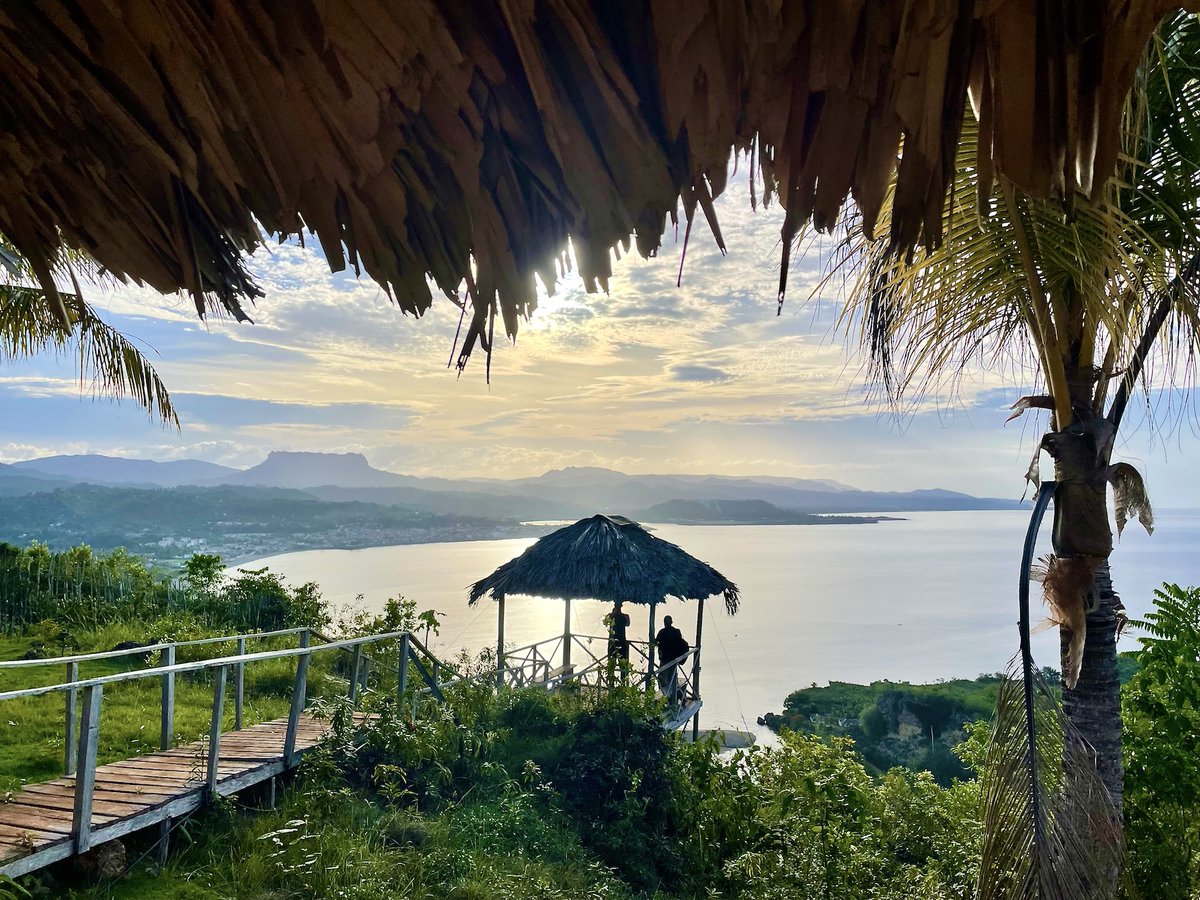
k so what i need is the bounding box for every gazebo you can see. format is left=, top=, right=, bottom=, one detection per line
left=468, top=514, right=739, bottom=735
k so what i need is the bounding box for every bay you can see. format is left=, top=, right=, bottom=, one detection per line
left=238, top=509, right=1200, bottom=741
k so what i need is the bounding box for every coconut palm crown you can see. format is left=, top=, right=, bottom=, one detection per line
left=827, top=12, right=1200, bottom=816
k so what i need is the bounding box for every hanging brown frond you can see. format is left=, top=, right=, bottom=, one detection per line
left=0, top=2, right=1192, bottom=368
left=1032, top=555, right=1100, bottom=689
left=979, top=663, right=1124, bottom=900
left=1108, top=463, right=1155, bottom=537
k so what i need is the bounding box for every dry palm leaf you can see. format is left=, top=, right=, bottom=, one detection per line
left=979, top=666, right=1124, bottom=900
left=1107, top=463, right=1154, bottom=537
left=1030, top=555, right=1100, bottom=690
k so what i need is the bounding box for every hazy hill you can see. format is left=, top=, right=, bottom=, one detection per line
left=0, top=463, right=75, bottom=497
left=636, top=498, right=890, bottom=525
left=12, top=453, right=237, bottom=486
left=214, top=451, right=411, bottom=489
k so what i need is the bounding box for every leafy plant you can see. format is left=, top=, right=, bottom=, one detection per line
left=1123, top=583, right=1200, bottom=896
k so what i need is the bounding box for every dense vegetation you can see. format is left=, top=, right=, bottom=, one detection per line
left=0, top=543, right=329, bottom=636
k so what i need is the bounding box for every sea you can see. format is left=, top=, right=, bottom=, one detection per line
left=237, top=509, right=1200, bottom=742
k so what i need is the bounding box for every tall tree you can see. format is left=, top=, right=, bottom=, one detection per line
left=0, top=237, right=176, bottom=424
left=829, top=14, right=1200, bottom=813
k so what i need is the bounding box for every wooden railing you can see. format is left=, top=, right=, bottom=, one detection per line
left=0, top=628, right=450, bottom=857
left=0, top=626, right=313, bottom=772
left=497, top=632, right=702, bottom=729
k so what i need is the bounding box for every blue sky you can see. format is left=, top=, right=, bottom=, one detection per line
left=3, top=175, right=1199, bottom=505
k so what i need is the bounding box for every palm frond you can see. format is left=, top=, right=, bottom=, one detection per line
left=979, top=667, right=1124, bottom=899
left=0, top=283, right=177, bottom=426
left=827, top=13, right=1200, bottom=425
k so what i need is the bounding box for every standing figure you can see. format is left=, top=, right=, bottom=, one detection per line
left=654, top=615, right=690, bottom=704
left=605, top=600, right=631, bottom=679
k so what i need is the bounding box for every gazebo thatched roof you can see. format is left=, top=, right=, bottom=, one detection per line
left=468, top=515, right=740, bottom=613
left=2, top=3, right=1196, bottom=367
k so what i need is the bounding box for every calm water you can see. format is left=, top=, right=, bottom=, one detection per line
left=240, top=510, right=1200, bottom=739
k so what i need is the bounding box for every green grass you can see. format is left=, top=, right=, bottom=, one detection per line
left=0, top=631, right=348, bottom=793
left=61, top=785, right=634, bottom=900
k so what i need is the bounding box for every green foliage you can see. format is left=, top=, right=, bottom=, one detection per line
left=767, top=676, right=1002, bottom=784
left=723, top=733, right=981, bottom=899
left=1123, top=583, right=1200, bottom=897
left=0, top=543, right=329, bottom=635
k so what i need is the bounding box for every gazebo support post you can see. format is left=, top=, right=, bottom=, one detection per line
left=646, top=602, right=657, bottom=694
left=692, top=599, right=704, bottom=740
left=563, top=597, right=572, bottom=670
left=496, top=596, right=506, bottom=689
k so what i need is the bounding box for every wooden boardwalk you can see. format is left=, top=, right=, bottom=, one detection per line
left=0, top=714, right=338, bottom=879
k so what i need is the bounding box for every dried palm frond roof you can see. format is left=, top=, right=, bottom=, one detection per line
left=468, top=515, right=740, bottom=612
left=1, top=2, right=1195, bottom=368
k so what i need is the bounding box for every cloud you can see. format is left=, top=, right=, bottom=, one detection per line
left=669, top=365, right=732, bottom=383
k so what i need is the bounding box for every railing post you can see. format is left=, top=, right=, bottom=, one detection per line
left=563, top=598, right=572, bottom=670
left=284, top=651, right=311, bottom=767
left=646, top=603, right=657, bottom=694
left=397, top=634, right=410, bottom=702
left=692, top=600, right=705, bottom=741
left=207, top=666, right=227, bottom=796
left=496, top=595, right=505, bottom=689
left=160, top=644, right=176, bottom=750
left=64, top=660, right=78, bottom=775
left=235, top=636, right=246, bottom=730
left=299, top=628, right=310, bottom=649
left=348, top=643, right=362, bottom=704
left=72, top=684, right=102, bottom=854
left=360, top=655, right=370, bottom=695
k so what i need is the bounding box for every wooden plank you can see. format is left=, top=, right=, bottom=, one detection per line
left=73, top=684, right=102, bottom=853
left=0, top=820, right=64, bottom=842
left=23, top=783, right=177, bottom=805
left=234, top=637, right=246, bottom=730
left=284, top=652, right=311, bottom=766
left=65, top=661, right=78, bottom=775
left=3, top=791, right=143, bottom=818
left=161, top=644, right=176, bottom=750
left=208, top=666, right=226, bottom=795
left=0, top=808, right=73, bottom=834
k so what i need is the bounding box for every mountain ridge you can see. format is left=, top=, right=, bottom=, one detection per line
left=4, top=452, right=1024, bottom=515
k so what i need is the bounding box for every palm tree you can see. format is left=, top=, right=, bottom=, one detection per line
left=0, top=237, right=177, bottom=424
left=827, top=13, right=1200, bottom=814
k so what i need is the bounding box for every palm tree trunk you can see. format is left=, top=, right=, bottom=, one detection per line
left=1045, top=417, right=1123, bottom=814
left=1059, top=560, right=1125, bottom=816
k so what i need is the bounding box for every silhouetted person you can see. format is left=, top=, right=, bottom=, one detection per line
left=605, top=601, right=631, bottom=675
left=654, top=614, right=689, bottom=703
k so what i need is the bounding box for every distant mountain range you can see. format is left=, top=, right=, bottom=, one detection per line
left=10, top=454, right=237, bottom=487
left=1, top=452, right=1024, bottom=519
left=0, top=451, right=1028, bottom=563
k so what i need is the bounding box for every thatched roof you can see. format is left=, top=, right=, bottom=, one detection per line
left=468, top=515, right=740, bottom=613
left=2, top=2, right=1196, bottom=366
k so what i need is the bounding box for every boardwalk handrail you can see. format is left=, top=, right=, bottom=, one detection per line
left=0, top=628, right=419, bottom=702
left=0, top=625, right=457, bottom=876
left=0, top=626, right=311, bottom=669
